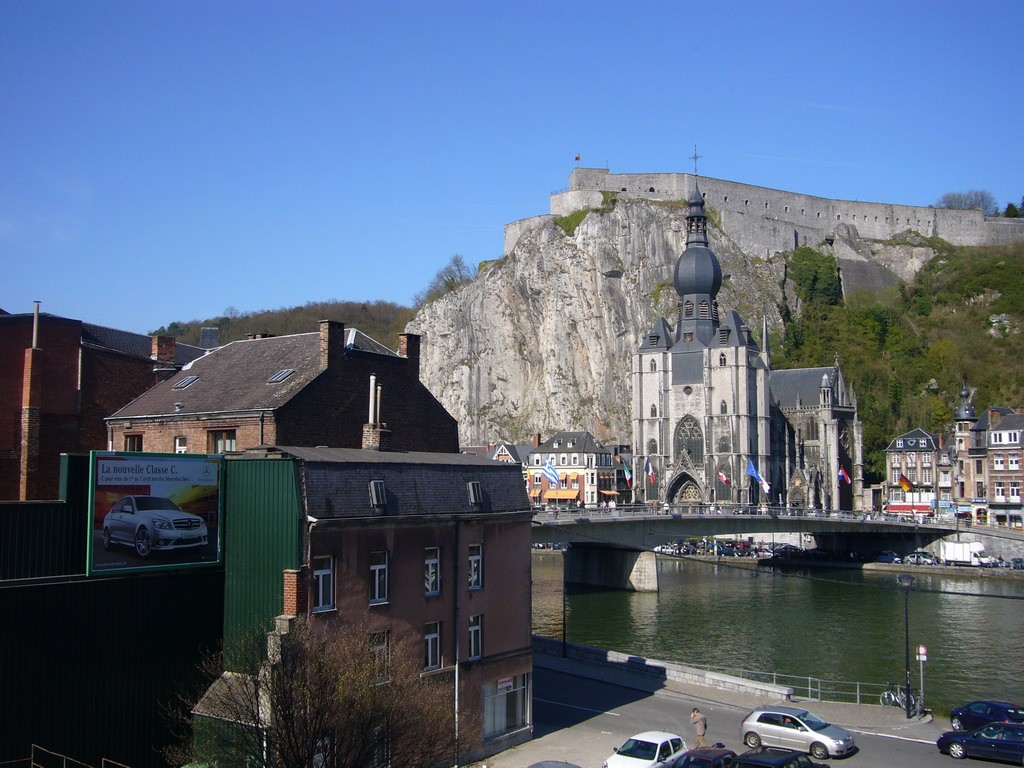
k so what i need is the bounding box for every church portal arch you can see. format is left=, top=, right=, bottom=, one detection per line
left=666, top=471, right=704, bottom=505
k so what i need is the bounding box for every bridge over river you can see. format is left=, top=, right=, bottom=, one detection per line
left=530, top=505, right=1024, bottom=591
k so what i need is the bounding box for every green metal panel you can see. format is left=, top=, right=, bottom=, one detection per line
left=222, top=458, right=304, bottom=664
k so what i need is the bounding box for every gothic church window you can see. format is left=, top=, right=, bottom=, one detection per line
left=648, top=439, right=658, bottom=455
left=651, top=404, right=657, bottom=417
left=719, top=353, right=727, bottom=366
left=650, top=359, right=657, bottom=372
left=721, top=400, right=727, bottom=414
left=674, top=416, right=704, bottom=465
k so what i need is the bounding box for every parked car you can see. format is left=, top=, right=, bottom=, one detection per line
left=604, top=732, right=687, bottom=768
left=874, top=551, right=902, bottom=563
left=937, top=721, right=1024, bottom=763
left=669, top=745, right=736, bottom=768
left=739, top=706, right=855, bottom=759
left=102, top=495, right=208, bottom=558
left=1012, top=557, right=1024, bottom=570
left=730, top=747, right=828, bottom=768
left=950, top=700, right=1024, bottom=731
left=904, top=551, right=936, bottom=565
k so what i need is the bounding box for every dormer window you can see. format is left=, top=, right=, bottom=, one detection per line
left=648, top=334, right=659, bottom=345
left=369, top=480, right=386, bottom=509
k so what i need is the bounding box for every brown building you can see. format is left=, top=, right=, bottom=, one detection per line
left=527, top=431, right=618, bottom=507
left=106, top=320, right=458, bottom=455
left=0, top=308, right=205, bottom=500
left=199, top=441, right=534, bottom=763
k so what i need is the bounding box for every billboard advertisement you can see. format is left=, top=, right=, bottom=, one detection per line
left=87, top=451, right=222, bottom=575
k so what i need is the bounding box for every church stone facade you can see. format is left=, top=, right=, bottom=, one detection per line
left=632, top=181, right=864, bottom=511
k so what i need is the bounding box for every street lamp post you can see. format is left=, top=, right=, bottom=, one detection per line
left=897, top=573, right=916, bottom=718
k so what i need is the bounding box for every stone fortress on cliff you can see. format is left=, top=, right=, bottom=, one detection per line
left=506, top=168, right=1024, bottom=263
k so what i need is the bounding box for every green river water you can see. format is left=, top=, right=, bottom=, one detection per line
left=531, top=553, right=1024, bottom=711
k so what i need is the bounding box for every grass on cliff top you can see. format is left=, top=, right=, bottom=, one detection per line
left=554, top=192, right=619, bottom=236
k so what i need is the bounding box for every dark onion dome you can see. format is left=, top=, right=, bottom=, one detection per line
left=955, top=386, right=976, bottom=419
left=674, top=181, right=722, bottom=298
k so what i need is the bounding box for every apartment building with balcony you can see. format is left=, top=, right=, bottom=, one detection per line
left=884, top=428, right=953, bottom=514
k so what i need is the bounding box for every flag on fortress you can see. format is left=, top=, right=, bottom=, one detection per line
left=645, top=457, right=656, bottom=484
left=898, top=474, right=914, bottom=492
left=542, top=459, right=560, bottom=486
left=718, top=469, right=730, bottom=486
left=574, top=153, right=581, bottom=162
left=746, top=459, right=770, bottom=494
left=838, top=466, right=851, bottom=485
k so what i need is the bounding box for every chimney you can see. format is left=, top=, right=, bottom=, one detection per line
left=152, top=335, right=176, bottom=365
left=990, top=408, right=1004, bottom=428
left=199, top=326, right=221, bottom=349
left=319, top=320, right=346, bottom=368
left=398, top=333, right=421, bottom=380
left=282, top=568, right=308, bottom=616
left=362, top=423, right=393, bottom=452
left=533, top=433, right=542, bottom=448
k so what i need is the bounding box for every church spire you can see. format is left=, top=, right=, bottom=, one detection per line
left=685, top=180, right=709, bottom=248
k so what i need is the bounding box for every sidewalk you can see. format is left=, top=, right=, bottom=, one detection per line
left=533, top=650, right=946, bottom=743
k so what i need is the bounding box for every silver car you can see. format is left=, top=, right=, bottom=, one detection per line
left=102, top=495, right=208, bottom=558
left=740, top=706, right=855, bottom=759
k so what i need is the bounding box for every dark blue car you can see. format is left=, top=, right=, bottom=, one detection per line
left=950, top=700, right=1024, bottom=731
left=937, top=722, right=1024, bottom=763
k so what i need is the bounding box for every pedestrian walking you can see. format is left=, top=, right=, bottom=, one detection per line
left=690, top=707, right=707, bottom=747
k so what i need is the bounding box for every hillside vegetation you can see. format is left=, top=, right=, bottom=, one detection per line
left=152, top=241, right=1024, bottom=483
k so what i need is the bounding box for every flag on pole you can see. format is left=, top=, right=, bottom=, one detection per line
left=621, top=460, right=633, bottom=488
left=645, top=457, right=656, bottom=484
left=718, top=469, right=731, bottom=486
left=746, top=459, right=770, bottom=494
left=838, top=466, right=852, bottom=485
left=897, top=474, right=913, bottom=492
left=542, top=459, right=560, bottom=486
left=574, top=153, right=581, bottom=162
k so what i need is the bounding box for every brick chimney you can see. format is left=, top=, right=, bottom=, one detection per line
left=152, top=335, right=177, bottom=382
left=362, top=423, right=393, bottom=451
left=990, top=408, right=1004, bottom=428
left=533, top=433, right=542, bottom=448
left=319, top=320, right=346, bottom=369
left=282, top=568, right=308, bottom=616
left=398, top=333, right=420, bottom=380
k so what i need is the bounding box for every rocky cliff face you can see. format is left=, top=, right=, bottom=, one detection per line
left=407, top=197, right=935, bottom=448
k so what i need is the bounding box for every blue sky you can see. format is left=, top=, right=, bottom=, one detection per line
left=2, top=0, right=1021, bottom=334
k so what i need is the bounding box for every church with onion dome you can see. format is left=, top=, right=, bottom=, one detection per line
left=632, top=180, right=864, bottom=511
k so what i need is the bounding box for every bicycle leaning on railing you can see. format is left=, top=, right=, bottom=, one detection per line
left=879, top=682, right=924, bottom=716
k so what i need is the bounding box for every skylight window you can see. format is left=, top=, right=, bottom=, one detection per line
left=267, top=369, right=296, bottom=383
left=172, top=376, right=199, bottom=390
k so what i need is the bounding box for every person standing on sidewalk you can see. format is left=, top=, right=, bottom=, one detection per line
left=690, top=708, right=707, bottom=747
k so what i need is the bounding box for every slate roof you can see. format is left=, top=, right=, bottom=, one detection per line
left=81, top=322, right=206, bottom=365
left=972, top=407, right=1019, bottom=432
left=769, top=366, right=838, bottom=409
left=240, top=445, right=531, bottom=517
left=532, top=431, right=609, bottom=455
left=109, top=328, right=394, bottom=419
left=488, top=441, right=533, bottom=464
left=886, top=428, right=945, bottom=451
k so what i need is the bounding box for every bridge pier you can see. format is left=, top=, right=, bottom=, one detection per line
left=565, top=546, right=659, bottom=592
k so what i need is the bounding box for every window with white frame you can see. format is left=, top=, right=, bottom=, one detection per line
left=370, top=551, right=388, bottom=604
left=923, top=468, right=932, bottom=484
left=995, top=482, right=1006, bottom=499
left=483, top=673, right=530, bottom=738
left=891, top=454, right=901, bottom=467
left=896, top=439, right=904, bottom=447
left=1010, top=482, right=1021, bottom=498
left=891, top=469, right=901, bottom=484
left=533, top=473, right=541, bottom=486
left=993, top=432, right=1003, bottom=444
left=572, top=454, right=579, bottom=465
left=922, top=454, right=932, bottom=467
left=424, top=621, right=441, bottom=670
left=174, top=436, right=187, bottom=454
left=1011, top=455, right=1021, bottom=470
left=906, top=453, right=916, bottom=466
left=468, top=544, right=482, bottom=589
left=424, top=547, right=441, bottom=596
left=995, top=456, right=1005, bottom=470
left=1011, top=431, right=1020, bottom=443
left=468, top=614, right=482, bottom=660
left=559, top=454, right=567, bottom=465
left=312, top=555, right=334, bottom=613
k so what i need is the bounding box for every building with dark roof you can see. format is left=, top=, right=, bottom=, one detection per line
left=205, top=442, right=534, bottom=762
left=953, top=387, right=1024, bottom=527
left=526, top=430, right=617, bottom=507
left=884, top=427, right=954, bottom=514
left=105, top=320, right=458, bottom=455
left=0, top=307, right=205, bottom=499
left=632, top=181, right=864, bottom=510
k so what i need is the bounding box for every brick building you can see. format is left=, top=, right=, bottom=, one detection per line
left=0, top=308, right=205, bottom=500
left=527, top=431, right=618, bottom=507
left=884, top=427, right=953, bottom=514
left=105, top=320, right=458, bottom=455
left=197, top=440, right=534, bottom=762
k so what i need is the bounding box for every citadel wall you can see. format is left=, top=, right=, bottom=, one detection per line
left=504, top=168, right=1024, bottom=257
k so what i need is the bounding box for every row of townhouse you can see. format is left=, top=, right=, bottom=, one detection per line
left=884, top=387, right=1024, bottom=528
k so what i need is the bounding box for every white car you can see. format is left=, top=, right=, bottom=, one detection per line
left=604, top=731, right=686, bottom=768
left=102, top=495, right=208, bottom=558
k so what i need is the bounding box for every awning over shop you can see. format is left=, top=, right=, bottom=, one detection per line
left=599, top=490, right=619, bottom=496
left=544, top=489, right=579, bottom=500
left=529, top=489, right=542, bottom=497
left=567, top=473, right=578, bottom=481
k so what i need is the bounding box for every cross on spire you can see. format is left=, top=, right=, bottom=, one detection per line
left=690, top=144, right=702, bottom=175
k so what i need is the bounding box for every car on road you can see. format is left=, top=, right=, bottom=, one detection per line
left=669, top=745, right=736, bottom=768
left=739, top=706, right=855, bottom=759
left=873, top=551, right=902, bottom=563
left=936, top=721, right=1024, bottom=763
left=729, top=747, right=828, bottom=768
left=102, top=495, right=208, bottom=558
left=950, top=700, right=1024, bottom=731
left=905, top=550, right=936, bottom=565
left=604, top=732, right=687, bottom=768
left=1013, top=557, right=1024, bottom=570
